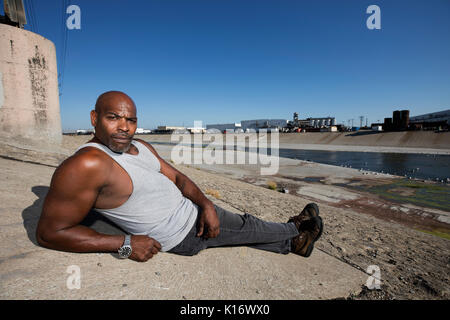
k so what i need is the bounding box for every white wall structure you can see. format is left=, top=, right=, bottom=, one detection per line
left=135, top=128, right=151, bottom=134
left=0, top=24, right=62, bottom=145
left=206, top=123, right=241, bottom=132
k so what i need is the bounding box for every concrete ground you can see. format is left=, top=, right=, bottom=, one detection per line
left=0, top=157, right=367, bottom=300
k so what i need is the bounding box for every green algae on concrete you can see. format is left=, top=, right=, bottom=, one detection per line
left=415, top=229, right=450, bottom=241
left=368, top=179, right=450, bottom=212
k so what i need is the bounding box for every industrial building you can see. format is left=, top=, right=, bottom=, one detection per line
left=409, top=109, right=450, bottom=130
left=153, top=126, right=188, bottom=134
left=206, top=120, right=287, bottom=133
left=186, top=126, right=206, bottom=134
left=206, top=113, right=338, bottom=133
left=304, top=117, right=337, bottom=128
left=284, top=113, right=337, bottom=132
left=206, top=123, right=241, bottom=132
left=383, top=110, right=410, bottom=131
left=135, top=128, right=152, bottom=134
left=382, top=109, right=449, bottom=131
left=240, top=119, right=289, bottom=131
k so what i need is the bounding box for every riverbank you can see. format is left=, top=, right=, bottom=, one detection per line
left=147, top=143, right=450, bottom=299
left=73, top=135, right=450, bottom=298
left=0, top=135, right=448, bottom=299
left=61, top=135, right=450, bottom=237
left=136, top=131, right=450, bottom=154
left=168, top=161, right=450, bottom=300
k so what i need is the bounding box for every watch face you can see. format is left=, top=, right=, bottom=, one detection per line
left=118, top=246, right=132, bottom=258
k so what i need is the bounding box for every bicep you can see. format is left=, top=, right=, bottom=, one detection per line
left=38, top=159, right=104, bottom=233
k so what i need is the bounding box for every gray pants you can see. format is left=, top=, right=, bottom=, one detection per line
left=168, top=204, right=299, bottom=256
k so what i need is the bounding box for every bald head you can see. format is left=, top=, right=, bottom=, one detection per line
left=90, top=91, right=138, bottom=153
left=95, top=91, right=136, bottom=114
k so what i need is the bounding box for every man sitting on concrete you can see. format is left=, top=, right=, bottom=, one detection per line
left=36, top=91, right=323, bottom=262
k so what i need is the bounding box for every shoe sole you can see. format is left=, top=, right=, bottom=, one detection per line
left=303, top=216, right=323, bottom=258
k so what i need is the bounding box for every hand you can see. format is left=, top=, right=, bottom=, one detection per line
left=128, top=235, right=161, bottom=262
left=196, top=205, right=220, bottom=239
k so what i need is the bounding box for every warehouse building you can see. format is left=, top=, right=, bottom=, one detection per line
left=304, top=117, right=337, bottom=128
left=383, top=109, right=449, bottom=131
left=240, top=119, right=289, bottom=131
left=409, top=109, right=450, bottom=130
left=206, top=123, right=242, bottom=133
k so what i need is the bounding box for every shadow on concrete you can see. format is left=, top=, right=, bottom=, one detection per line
left=22, top=186, right=126, bottom=249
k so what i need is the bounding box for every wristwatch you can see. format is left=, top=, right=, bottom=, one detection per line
left=118, top=235, right=132, bottom=259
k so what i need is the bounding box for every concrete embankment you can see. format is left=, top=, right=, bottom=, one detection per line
left=0, top=155, right=367, bottom=300
left=277, top=131, right=450, bottom=149
left=141, top=131, right=450, bottom=154
left=1, top=135, right=448, bottom=299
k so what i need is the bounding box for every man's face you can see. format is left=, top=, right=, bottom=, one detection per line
left=90, top=96, right=138, bottom=153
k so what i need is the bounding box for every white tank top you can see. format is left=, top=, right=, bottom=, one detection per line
left=75, top=140, right=198, bottom=251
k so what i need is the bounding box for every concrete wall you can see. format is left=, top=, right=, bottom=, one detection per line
left=142, top=131, right=450, bottom=150
left=0, top=24, right=62, bottom=145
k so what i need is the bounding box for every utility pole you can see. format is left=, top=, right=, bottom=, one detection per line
left=359, top=116, right=364, bottom=128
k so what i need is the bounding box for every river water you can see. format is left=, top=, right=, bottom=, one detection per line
left=148, top=141, right=450, bottom=183
left=277, top=149, right=450, bottom=182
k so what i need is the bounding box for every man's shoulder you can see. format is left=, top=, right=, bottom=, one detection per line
left=58, top=146, right=113, bottom=175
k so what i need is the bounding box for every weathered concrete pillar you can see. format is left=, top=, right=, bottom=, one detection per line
left=0, top=24, right=66, bottom=166
left=0, top=23, right=62, bottom=144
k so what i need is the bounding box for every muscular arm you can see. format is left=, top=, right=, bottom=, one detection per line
left=36, top=150, right=161, bottom=262
left=136, top=139, right=219, bottom=238
left=36, top=152, right=125, bottom=253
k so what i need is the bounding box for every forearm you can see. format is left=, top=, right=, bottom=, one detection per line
left=175, top=172, right=220, bottom=238
left=37, top=224, right=124, bottom=253
left=175, top=173, right=214, bottom=210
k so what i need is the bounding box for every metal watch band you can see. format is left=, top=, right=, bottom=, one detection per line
left=118, top=235, right=132, bottom=259
left=123, top=234, right=131, bottom=246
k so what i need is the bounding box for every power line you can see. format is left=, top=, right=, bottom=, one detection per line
left=24, top=0, right=38, bottom=34
left=58, top=0, right=65, bottom=94
left=28, top=0, right=38, bottom=34
left=24, top=0, right=34, bottom=32
left=23, top=0, right=31, bottom=32
left=59, top=0, right=70, bottom=96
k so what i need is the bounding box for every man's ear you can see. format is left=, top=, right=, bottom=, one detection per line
left=90, top=110, right=98, bottom=127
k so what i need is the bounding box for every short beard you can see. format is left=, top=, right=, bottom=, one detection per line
left=108, top=141, right=131, bottom=154
left=107, top=133, right=133, bottom=153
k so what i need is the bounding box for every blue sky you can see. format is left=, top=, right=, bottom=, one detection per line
left=8, top=0, right=450, bottom=130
